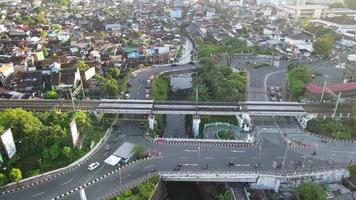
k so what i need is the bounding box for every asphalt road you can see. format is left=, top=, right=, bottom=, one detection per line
left=1, top=54, right=354, bottom=200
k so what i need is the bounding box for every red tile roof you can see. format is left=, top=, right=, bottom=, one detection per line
left=305, top=82, right=356, bottom=94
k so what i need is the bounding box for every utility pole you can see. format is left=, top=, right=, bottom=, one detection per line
left=320, top=81, right=326, bottom=103
left=332, top=92, right=342, bottom=119
left=282, top=141, right=291, bottom=169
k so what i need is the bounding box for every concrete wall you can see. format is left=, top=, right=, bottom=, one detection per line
left=150, top=179, right=168, bottom=200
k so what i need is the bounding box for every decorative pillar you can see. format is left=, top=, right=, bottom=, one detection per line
left=148, top=115, right=155, bottom=130
left=192, top=115, right=201, bottom=138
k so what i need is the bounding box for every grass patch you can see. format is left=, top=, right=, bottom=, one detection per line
left=197, top=115, right=237, bottom=138
left=110, top=176, right=159, bottom=200
left=121, top=68, right=137, bottom=94
left=306, top=119, right=356, bottom=139
left=150, top=74, right=169, bottom=101
left=217, top=129, right=235, bottom=140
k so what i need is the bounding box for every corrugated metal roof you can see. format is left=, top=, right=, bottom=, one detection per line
left=113, top=142, right=135, bottom=159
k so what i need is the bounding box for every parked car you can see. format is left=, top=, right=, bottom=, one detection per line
left=125, top=93, right=130, bottom=99
left=88, top=162, right=100, bottom=171
left=145, top=94, right=150, bottom=99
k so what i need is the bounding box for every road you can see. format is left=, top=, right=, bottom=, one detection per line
left=0, top=54, right=354, bottom=200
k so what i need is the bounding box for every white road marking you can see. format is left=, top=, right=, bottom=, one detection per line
left=62, top=178, right=73, bottom=185
left=32, top=192, right=45, bottom=197
left=180, top=156, right=191, bottom=159
left=234, top=164, right=250, bottom=167
left=204, top=157, right=214, bottom=159
left=183, top=163, right=198, bottom=166
left=103, top=151, right=109, bottom=156
left=231, top=150, right=245, bottom=153
left=144, top=165, right=154, bottom=169
left=184, top=149, right=197, bottom=152
left=275, top=156, right=284, bottom=159
left=228, top=157, right=237, bottom=159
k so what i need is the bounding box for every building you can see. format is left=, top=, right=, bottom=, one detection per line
left=0, top=63, right=15, bottom=80
left=282, top=29, right=315, bottom=53
left=310, top=17, right=356, bottom=32
left=305, top=82, right=356, bottom=99
left=325, top=8, right=356, bottom=19
left=281, top=4, right=328, bottom=20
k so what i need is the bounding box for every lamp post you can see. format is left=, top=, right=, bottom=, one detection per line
left=38, top=159, right=43, bottom=174
left=258, top=146, right=262, bottom=165
left=282, top=141, right=291, bottom=169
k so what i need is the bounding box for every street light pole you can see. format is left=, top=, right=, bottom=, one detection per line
left=282, top=141, right=291, bottom=169
left=119, top=167, right=122, bottom=185
left=258, top=146, right=262, bottom=165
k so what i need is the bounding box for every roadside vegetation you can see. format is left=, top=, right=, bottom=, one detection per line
left=192, top=58, right=246, bottom=102
left=217, top=188, right=234, bottom=200
left=303, top=24, right=339, bottom=56
left=110, top=176, right=159, bottom=200
left=217, top=130, right=235, bottom=140
left=306, top=119, right=356, bottom=139
left=196, top=37, right=275, bottom=58
left=348, top=165, right=356, bottom=178
left=150, top=74, right=169, bottom=101
left=0, top=108, right=113, bottom=186
left=287, top=63, right=311, bottom=100
left=296, top=182, right=327, bottom=200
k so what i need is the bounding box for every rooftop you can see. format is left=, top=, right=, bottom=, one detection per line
left=322, top=17, right=356, bottom=25
left=305, top=82, right=356, bottom=94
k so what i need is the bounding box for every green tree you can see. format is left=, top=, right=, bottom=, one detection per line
left=345, top=0, right=356, bottom=10
left=132, top=144, right=146, bottom=160
left=49, top=143, right=61, bottom=160
left=73, top=111, right=89, bottom=127
left=58, top=0, right=71, bottom=7
left=329, top=2, right=345, bottom=8
left=287, top=65, right=310, bottom=99
left=0, top=173, right=7, bottom=187
left=9, top=168, right=22, bottom=184
left=217, top=189, right=234, bottom=200
left=297, top=182, right=326, bottom=200
left=44, top=90, right=58, bottom=99
left=62, top=146, right=72, bottom=159
left=0, top=108, right=43, bottom=149
left=313, top=34, right=335, bottom=56
left=121, top=38, right=128, bottom=47
left=102, top=79, right=119, bottom=97
left=196, top=37, right=204, bottom=46
left=74, top=60, right=89, bottom=71
left=107, top=67, right=121, bottom=79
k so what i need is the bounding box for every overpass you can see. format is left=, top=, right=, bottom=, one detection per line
left=0, top=99, right=349, bottom=116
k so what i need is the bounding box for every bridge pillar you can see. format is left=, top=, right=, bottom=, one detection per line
left=192, top=115, right=201, bottom=138
left=297, top=114, right=317, bottom=129
left=148, top=115, right=155, bottom=130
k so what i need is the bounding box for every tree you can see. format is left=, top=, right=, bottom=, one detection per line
left=62, top=146, right=72, bottom=159
left=196, top=37, right=204, bottom=46
left=297, top=182, right=326, bottom=200
left=345, top=0, right=356, bottom=10
left=329, top=2, right=345, bottom=8
left=102, top=79, right=119, bottom=97
left=42, top=48, right=49, bottom=57
left=44, top=90, right=58, bottom=99
left=74, top=60, right=89, bottom=71
left=0, top=108, right=43, bottom=148
left=217, top=189, right=234, bottom=200
left=73, top=111, right=89, bottom=127
left=132, top=144, right=146, bottom=160
left=0, top=173, right=7, bottom=187
left=313, top=34, right=335, bottom=56
left=287, top=65, right=310, bottom=99
left=58, top=0, right=71, bottom=7
left=9, top=168, right=22, bottom=184
left=49, top=143, right=61, bottom=160
left=121, top=38, right=127, bottom=47
left=107, top=67, right=121, bottom=79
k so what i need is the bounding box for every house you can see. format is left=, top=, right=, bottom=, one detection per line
left=282, top=29, right=315, bottom=53
left=276, top=4, right=327, bottom=20
left=0, top=62, right=15, bottom=80
left=51, top=68, right=81, bottom=90
left=305, top=82, right=356, bottom=99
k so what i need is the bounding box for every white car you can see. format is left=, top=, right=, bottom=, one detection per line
left=125, top=93, right=130, bottom=99
left=88, top=162, right=100, bottom=171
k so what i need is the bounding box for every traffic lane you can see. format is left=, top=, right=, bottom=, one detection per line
left=61, top=159, right=155, bottom=200
left=0, top=122, right=145, bottom=200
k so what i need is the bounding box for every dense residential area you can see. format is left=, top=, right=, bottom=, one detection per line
left=0, top=0, right=355, bottom=200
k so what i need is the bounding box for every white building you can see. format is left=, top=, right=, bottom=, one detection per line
left=0, top=63, right=15, bottom=79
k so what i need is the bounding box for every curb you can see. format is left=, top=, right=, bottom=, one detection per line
left=306, top=131, right=356, bottom=144
left=51, top=157, right=152, bottom=200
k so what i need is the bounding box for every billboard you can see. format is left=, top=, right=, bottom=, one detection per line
left=70, top=119, right=80, bottom=147
left=84, top=67, right=96, bottom=80
left=1, top=129, right=16, bottom=159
